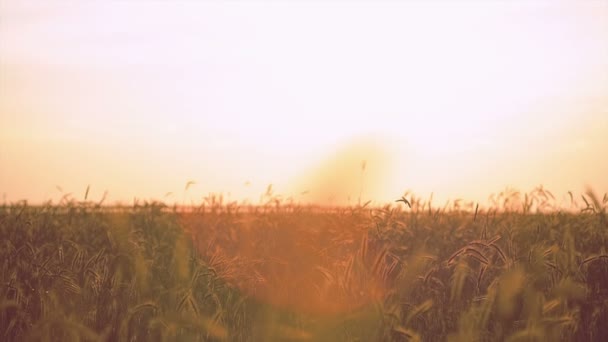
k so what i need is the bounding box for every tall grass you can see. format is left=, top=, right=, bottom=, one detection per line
left=0, top=188, right=607, bottom=341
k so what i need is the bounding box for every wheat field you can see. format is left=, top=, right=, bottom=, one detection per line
left=1, top=188, right=607, bottom=341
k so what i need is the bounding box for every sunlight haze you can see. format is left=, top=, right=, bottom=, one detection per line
left=1, top=1, right=607, bottom=206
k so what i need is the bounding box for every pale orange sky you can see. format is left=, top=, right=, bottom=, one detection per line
left=1, top=1, right=607, bottom=206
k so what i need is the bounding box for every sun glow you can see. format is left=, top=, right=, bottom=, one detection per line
left=1, top=1, right=607, bottom=206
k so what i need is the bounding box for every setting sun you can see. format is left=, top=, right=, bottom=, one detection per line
left=1, top=1, right=607, bottom=206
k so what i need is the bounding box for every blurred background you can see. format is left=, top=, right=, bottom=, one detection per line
left=1, top=1, right=607, bottom=206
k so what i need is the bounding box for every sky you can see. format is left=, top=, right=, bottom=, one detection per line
left=1, top=0, right=607, bottom=207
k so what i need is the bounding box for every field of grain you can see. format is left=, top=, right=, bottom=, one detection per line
left=1, top=189, right=607, bottom=341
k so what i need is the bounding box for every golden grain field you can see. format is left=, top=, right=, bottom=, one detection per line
left=1, top=188, right=607, bottom=341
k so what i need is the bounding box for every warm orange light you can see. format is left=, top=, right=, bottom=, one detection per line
left=0, top=1, right=606, bottom=206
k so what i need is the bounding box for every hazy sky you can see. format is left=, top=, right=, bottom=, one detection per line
left=1, top=1, right=607, bottom=206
